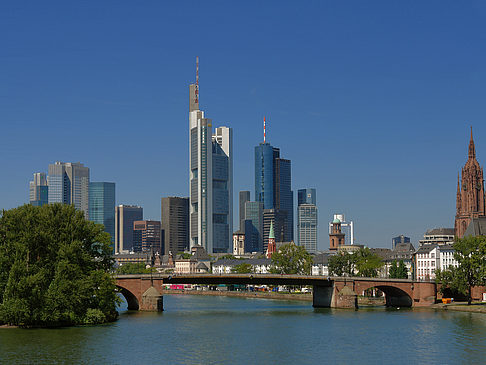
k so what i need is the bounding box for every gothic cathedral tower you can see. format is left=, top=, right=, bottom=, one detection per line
left=455, top=128, right=486, bottom=238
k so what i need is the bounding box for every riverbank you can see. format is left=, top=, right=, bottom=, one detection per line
left=163, top=289, right=313, bottom=302
left=431, top=302, right=486, bottom=313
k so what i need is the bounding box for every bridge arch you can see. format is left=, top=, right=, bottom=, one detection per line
left=356, top=283, right=412, bottom=307
left=116, top=285, right=139, bottom=310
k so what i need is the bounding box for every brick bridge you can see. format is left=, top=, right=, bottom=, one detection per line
left=115, top=274, right=437, bottom=311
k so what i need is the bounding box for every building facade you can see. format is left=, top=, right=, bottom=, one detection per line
left=189, top=66, right=233, bottom=254
left=89, top=182, right=115, bottom=243
left=297, top=188, right=317, bottom=254
left=29, top=172, right=48, bottom=206
left=239, top=191, right=250, bottom=231
left=392, top=235, right=410, bottom=250
left=418, top=228, right=454, bottom=246
left=114, top=205, right=143, bottom=253
left=133, top=220, right=162, bottom=254
left=329, top=218, right=345, bottom=251
left=244, top=201, right=264, bottom=253
left=48, top=162, right=90, bottom=218
left=161, top=197, right=189, bottom=255
left=455, top=128, right=486, bottom=238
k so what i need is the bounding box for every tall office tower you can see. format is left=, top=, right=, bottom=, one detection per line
left=161, top=197, right=189, bottom=255
left=255, top=132, right=293, bottom=242
left=29, top=172, right=48, bottom=206
left=115, top=205, right=143, bottom=253
left=297, top=188, right=318, bottom=254
left=239, top=191, right=250, bottom=231
left=48, top=162, right=90, bottom=218
left=133, top=220, right=162, bottom=254
left=89, top=182, right=116, bottom=243
left=189, top=58, right=233, bottom=253
left=244, top=201, right=264, bottom=252
left=263, top=208, right=286, bottom=253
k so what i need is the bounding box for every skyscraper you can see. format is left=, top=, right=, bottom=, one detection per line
left=244, top=201, right=263, bottom=252
left=255, top=136, right=293, bottom=242
left=89, top=182, right=116, bottom=243
left=297, top=188, right=317, bottom=254
left=133, top=220, right=162, bottom=254
left=161, top=197, right=189, bottom=255
left=29, top=172, right=48, bottom=206
left=115, top=205, right=143, bottom=253
left=239, top=191, right=250, bottom=231
left=189, top=58, right=233, bottom=253
left=48, top=162, right=90, bottom=218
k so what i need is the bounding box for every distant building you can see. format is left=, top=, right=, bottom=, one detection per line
left=329, top=214, right=354, bottom=246
left=188, top=63, right=233, bottom=253
left=455, top=128, right=486, bottom=238
left=464, top=217, right=486, bottom=237
left=329, top=217, right=345, bottom=251
left=418, top=228, right=454, bottom=246
left=244, top=201, right=264, bottom=252
left=212, top=258, right=272, bottom=274
left=232, top=231, right=245, bottom=256
left=391, top=235, right=410, bottom=250
left=133, top=220, right=162, bottom=254
left=385, top=242, right=415, bottom=279
left=29, top=172, right=48, bottom=206
left=239, top=191, right=250, bottom=231
left=311, top=253, right=330, bottom=276
left=161, top=197, right=189, bottom=255
left=263, top=209, right=286, bottom=252
left=174, top=245, right=211, bottom=274
left=115, top=205, right=143, bottom=253
left=297, top=188, right=317, bottom=254
left=48, top=162, right=90, bottom=218
left=266, top=221, right=276, bottom=259
left=89, top=182, right=115, bottom=243
left=415, top=245, right=440, bottom=280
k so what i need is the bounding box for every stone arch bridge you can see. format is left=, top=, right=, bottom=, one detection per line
left=115, top=274, right=437, bottom=311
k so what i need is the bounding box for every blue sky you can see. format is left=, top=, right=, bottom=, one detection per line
left=2, top=1, right=486, bottom=250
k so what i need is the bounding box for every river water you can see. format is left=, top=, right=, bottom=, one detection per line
left=1, top=294, right=486, bottom=364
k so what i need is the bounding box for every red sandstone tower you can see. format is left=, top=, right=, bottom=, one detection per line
left=455, top=128, right=486, bottom=238
left=329, top=218, right=345, bottom=251
left=266, top=221, right=276, bottom=259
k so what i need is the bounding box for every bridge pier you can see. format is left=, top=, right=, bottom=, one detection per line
left=140, top=286, right=164, bottom=311
left=313, top=283, right=357, bottom=309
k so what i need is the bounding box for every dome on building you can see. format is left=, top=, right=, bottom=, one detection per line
left=333, top=218, right=341, bottom=224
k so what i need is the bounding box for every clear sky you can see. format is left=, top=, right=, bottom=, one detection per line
left=2, top=1, right=486, bottom=250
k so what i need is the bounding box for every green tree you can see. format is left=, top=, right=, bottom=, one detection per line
left=231, top=263, right=253, bottom=274
left=270, top=243, right=313, bottom=275
left=389, top=260, right=408, bottom=279
left=116, top=262, right=156, bottom=275
left=354, top=248, right=383, bottom=277
left=328, top=251, right=355, bottom=276
left=0, top=204, right=120, bottom=327
left=436, top=236, right=486, bottom=305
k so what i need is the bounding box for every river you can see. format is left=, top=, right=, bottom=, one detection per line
left=1, top=294, right=486, bottom=364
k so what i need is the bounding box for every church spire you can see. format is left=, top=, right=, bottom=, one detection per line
left=469, top=126, right=476, bottom=159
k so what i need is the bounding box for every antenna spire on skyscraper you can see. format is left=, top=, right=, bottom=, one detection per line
left=195, top=56, right=199, bottom=104
left=263, top=116, right=266, bottom=143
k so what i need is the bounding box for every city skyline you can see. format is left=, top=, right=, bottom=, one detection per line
left=2, top=2, right=486, bottom=249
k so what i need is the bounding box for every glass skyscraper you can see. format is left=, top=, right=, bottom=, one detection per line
left=89, top=182, right=116, bottom=244
left=48, top=162, right=90, bottom=219
left=244, top=201, right=263, bottom=252
left=115, top=205, right=143, bottom=253
left=29, top=172, right=48, bottom=206
left=297, top=188, right=318, bottom=253
left=189, top=70, right=233, bottom=254
left=255, top=142, right=293, bottom=243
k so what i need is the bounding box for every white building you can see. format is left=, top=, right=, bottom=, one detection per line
left=189, top=60, right=233, bottom=254
left=418, top=228, right=454, bottom=247
left=415, top=244, right=459, bottom=280
left=212, top=258, right=272, bottom=274
left=311, top=253, right=329, bottom=276
left=438, top=244, right=458, bottom=271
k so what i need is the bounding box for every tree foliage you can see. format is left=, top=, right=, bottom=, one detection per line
left=270, top=243, right=312, bottom=275
left=328, top=248, right=383, bottom=277
left=231, top=263, right=253, bottom=274
left=0, top=204, right=120, bottom=327
left=389, top=260, right=408, bottom=279
left=436, top=236, right=486, bottom=305
left=116, top=262, right=155, bottom=275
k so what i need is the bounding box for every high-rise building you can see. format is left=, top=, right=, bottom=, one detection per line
left=189, top=58, right=233, bottom=253
left=392, top=235, right=410, bottom=249
left=48, top=162, right=90, bottom=218
left=297, top=188, right=317, bottom=254
left=133, top=220, right=162, bottom=254
left=455, top=128, right=486, bottom=238
left=161, top=197, right=189, bottom=255
left=239, top=191, right=250, bottom=231
left=115, top=205, right=143, bottom=253
left=255, top=140, right=293, bottom=242
left=89, top=182, right=116, bottom=243
left=244, top=201, right=264, bottom=252
left=29, top=172, right=48, bottom=206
